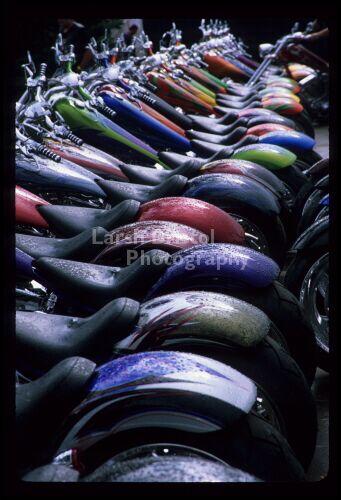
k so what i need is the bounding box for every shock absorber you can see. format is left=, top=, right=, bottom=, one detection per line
left=35, top=144, right=61, bottom=162
left=65, top=131, right=83, bottom=146
left=137, top=92, right=156, bottom=106
left=91, top=99, right=117, bottom=120
left=39, top=63, right=47, bottom=78
left=100, top=104, right=117, bottom=120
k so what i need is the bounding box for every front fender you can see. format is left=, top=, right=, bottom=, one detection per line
left=147, top=244, right=279, bottom=299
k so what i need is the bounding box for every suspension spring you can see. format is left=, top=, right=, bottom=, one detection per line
left=65, top=132, right=83, bottom=146
left=138, top=92, right=156, bottom=106
left=36, top=145, right=61, bottom=162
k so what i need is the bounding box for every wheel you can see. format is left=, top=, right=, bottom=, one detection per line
left=81, top=444, right=262, bottom=482
left=297, top=149, right=323, bottom=168
left=292, top=178, right=317, bottom=223
left=274, top=163, right=309, bottom=194
left=213, top=281, right=317, bottom=384
left=291, top=110, right=315, bottom=139
left=73, top=412, right=305, bottom=482
left=228, top=213, right=287, bottom=266
left=294, top=159, right=311, bottom=171
left=297, top=188, right=328, bottom=236
left=284, top=250, right=329, bottom=372
left=171, top=337, right=317, bottom=469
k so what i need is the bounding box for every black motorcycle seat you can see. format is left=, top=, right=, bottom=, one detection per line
left=119, top=160, right=199, bottom=186
left=192, top=135, right=259, bottom=152
left=216, top=96, right=259, bottom=109
left=187, top=126, right=247, bottom=145
left=34, top=250, right=170, bottom=305
left=158, top=147, right=234, bottom=169
left=215, top=102, right=262, bottom=115
left=191, top=140, right=235, bottom=158
left=216, top=90, right=258, bottom=101
left=16, top=227, right=107, bottom=260
left=16, top=356, right=96, bottom=470
left=188, top=110, right=239, bottom=125
left=38, top=200, right=140, bottom=237
left=16, top=297, right=140, bottom=369
left=247, top=115, right=296, bottom=129
left=190, top=116, right=249, bottom=134
left=97, top=175, right=188, bottom=205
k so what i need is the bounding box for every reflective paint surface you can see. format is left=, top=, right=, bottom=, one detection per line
left=116, top=291, right=270, bottom=350
left=16, top=186, right=50, bottom=228
left=232, top=144, right=297, bottom=169
left=16, top=153, right=106, bottom=198
left=258, top=130, right=315, bottom=151
left=94, top=220, right=209, bottom=262
left=44, top=139, right=128, bottom=180
left=100, top=91, right=191, bottom=152
left=148, top=243, right=279, bottom=299
left=184, top=173, right=281, bottom=213
left=199, top=159, right=287, bottom=194
left=137, top=197, right=245, bottom=244
left=16, top=247, right=35, bottom=279
left=88, top=350, right=256, bottom=413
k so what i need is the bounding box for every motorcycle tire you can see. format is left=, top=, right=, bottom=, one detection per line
left=174, top=281, right=317, bottom=384
left=162, top=337, right=316, bottom=469
left=274, top=163, right=308, bottom=194
left=80, top=412, right=305, bottom=482
left=297, top=149, right=323, bottom=168
left=291, top=110, right=315, bottom=139
left=283, top=247, right=329, bottom=372
left=297, top=189, right=328, bottom=236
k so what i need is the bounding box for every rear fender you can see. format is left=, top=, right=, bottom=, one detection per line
left=147, top=244, right=279, bottom=299
left=116, top=291, right=271, bottom=352
left=137, top=197, right=245, bottom=244
left=183, top=173, right=281, bottom=215
left=246, top=123, right=292, bottom=136
left=262, top=97, right=303, bottom=115
left=55, top=351, right=256, bottom=458
left=198, top=159, right=287, bottom=195
left=93, top=220, right=209, bottom=263
left=232, top=144, right=297, bottom=170
left=258, top=130, right=315, bottom=152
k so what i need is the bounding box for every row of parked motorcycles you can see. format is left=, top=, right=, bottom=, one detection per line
left=15, top=19, right=329, bottom=482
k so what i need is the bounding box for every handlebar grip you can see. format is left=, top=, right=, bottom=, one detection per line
left=65, top=132, right=83, bottom=146
left=36, top=145, right=61, bottom=162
